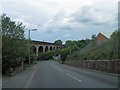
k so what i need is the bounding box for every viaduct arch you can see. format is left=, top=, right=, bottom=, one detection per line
left=31, top=40, right=65, bottom=57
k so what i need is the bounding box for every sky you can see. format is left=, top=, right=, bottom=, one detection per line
left=1, top=0, right=118, bottom=43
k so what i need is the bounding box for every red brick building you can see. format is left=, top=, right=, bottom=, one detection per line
left=96, top=32, right=108, bottom=42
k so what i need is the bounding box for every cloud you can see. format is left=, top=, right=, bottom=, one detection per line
left=71, top=2, right=117, bottom=28
left=64, top=34, right=71, bottom=38
left=42, top=9, right=83, bottom=33
left=42, top=17, right=83, bottom=33
left=1, top=0, right=118, bottom=42
left=13, top=18, right=38, bottom=29
left=40, top=1, right=117, bottom=34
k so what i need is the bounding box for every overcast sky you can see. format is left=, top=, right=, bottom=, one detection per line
left=1, top=0, right=118, bottom=43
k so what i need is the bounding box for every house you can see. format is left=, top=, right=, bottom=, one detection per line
left=96, top=32, right=108, bottom=44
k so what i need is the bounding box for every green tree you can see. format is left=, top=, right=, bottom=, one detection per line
left=110, top=30, right=119, bottom=39
left=2, top=14, right=29, bottom=74
left=54, top=39, right=62, bottom=45
left=91, top=34, right=97, bottom=46
left=60, top=47, right=70, bottom=63
left=65, top=40, right=75, bottom=47
left=110, top=30, right=120, bottom=59
left=91, top=34, right=96, bottom=41
left=66, top=39, right=91, bottom=48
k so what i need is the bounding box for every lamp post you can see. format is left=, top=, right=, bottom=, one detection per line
left=28, top=29, right=37, bottom=66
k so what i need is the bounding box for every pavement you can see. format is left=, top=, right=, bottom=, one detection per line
left=2, top=60, right=119, bottom=88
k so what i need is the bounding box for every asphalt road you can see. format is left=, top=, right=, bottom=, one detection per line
left=2, top=60, right=119, bottom=88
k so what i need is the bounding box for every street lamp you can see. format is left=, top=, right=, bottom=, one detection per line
left=28, top=29, right=37, bottom=66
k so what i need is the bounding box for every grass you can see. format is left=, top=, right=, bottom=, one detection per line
left=68, top=39, right=118, bottom=60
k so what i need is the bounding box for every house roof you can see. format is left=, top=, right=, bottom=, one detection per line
left=96, top=32, right=108, bottom=42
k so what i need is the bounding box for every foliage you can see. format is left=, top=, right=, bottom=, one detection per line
left=2, top=14, right=29, bottom=74
left=2, top=14, right=25, bottom=39
left=68, top=38, right=119, bottom=60
left=54, top=39, right=62, bottom=45
left=65, top=40, right=76, bottom=47
left=110, top=30, right=120, bottom=59
left=38, top=38, right=93, bottom=62
left=65, top=39, right=91, bottom=49
left=60, top=47, right=71, bottom=62
left=38, top=45, right=80, bottom=63
left=91, top=34, right=96, bottom=41
left=38, top=50, right=60, bottom=60
left=110, top=30, right=119, bottom=39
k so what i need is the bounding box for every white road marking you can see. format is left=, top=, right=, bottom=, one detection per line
left=24, top=66, right=41, bottom=88
left=24, top=70, right=36, bottom=88
left=66, top=73, right=82, bottom=82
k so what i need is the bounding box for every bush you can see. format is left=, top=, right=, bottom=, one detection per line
left=38, top=50, right=60, bottom=60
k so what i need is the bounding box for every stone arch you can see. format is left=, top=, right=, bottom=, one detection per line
left=50, top=46, right=52, bottom=51
left=56, top=46, right=59, bottom=50
left=31, top=45, right=36, bottom=54
left=45, top=46, right=48, bottom=52
left=53, top=47, right=55, bottom=50
left=39, top=46, right=43, bottom=53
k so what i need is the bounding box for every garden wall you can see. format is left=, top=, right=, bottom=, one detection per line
left=65, top=60, right=120, bottom=74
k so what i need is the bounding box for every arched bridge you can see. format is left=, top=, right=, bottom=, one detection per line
left=31, top=40, right=65, bottom=56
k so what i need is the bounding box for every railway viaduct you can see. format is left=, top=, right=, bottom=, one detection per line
left=31, top=40, right=65, bottom=57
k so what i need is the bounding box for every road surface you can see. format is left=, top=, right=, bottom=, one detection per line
left=2, top=60, right=119, bottom=88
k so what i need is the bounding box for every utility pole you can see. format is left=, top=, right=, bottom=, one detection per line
left=28, top=29, right=37, bottom=66
left=28, top=30, right=31, bottom=66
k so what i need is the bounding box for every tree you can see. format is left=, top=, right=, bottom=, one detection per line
left=91, top=34, right=97, bottom=46
left=2, top=14, right=25, bottom=39
left=54, top=39, right=62, bottom=45
left=91, top=34, right=96, bottom=41
left=65, top=40, right=75, bottom=47
left=110, top=30, right=120, bottom=59
left=2, top=14, right=29, bottom=74
left=65, top=39, right=91, bottom=49
left=60, top=47, right=70, bottom=63
left=110, top=30, right=119, bottom=39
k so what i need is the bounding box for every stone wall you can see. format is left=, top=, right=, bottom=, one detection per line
left=65, top=60, right=120, bottom=74
left=5, top=66, right=23, bottom=76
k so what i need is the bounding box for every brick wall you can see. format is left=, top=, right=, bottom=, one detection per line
left=96, top=33, right=108, bottom=42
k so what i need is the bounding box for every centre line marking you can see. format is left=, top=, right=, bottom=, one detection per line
left=66, top=73, right=82, bottom=82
